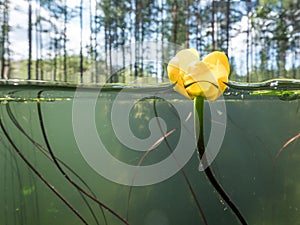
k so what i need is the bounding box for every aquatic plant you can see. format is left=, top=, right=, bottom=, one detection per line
left=126, top=96, right=209, bottom=224
left=0, top=77, right=300, bottom=224
left=167, top=48, right=247, bottom=225
left=0, top=91, right=131, bottom=225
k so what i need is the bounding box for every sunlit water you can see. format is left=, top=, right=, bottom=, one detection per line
left=0, top=80, right=300, bottom=225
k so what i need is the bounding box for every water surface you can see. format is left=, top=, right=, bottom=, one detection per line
left=0, top=80, right=300, bottom=225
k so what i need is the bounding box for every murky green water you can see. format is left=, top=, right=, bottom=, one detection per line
left=0, top=80, right=300, bottom=225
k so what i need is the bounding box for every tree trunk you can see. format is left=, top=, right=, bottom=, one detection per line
left=53, top=34, right=58, bottom=81
left=35, top=1, right=39, bottom=80
left=1, top=0, right=9, bottom=79
left=246, top=0, right=251, bottom=82
left=80, top=0, right=83, bottom=83
left=225, top=0, right=230, bottom=56
left=28, top=0, right=32, bottom=80
left=108, top=28, right=113, bottom=82
left=89, top=0, right=94, bottom=83
left=173, top=1, right=178, bottom=48
left=38, top=0, right=44, bottom=80
left=211, top=0, right=215, bottom=50
left=134, top=0, right=140, bottom=78
left=63, top=0, right=67, bottom=82
left=195, top=0, right=201, bottom=54
left=185, top=0, right=190, bottom=48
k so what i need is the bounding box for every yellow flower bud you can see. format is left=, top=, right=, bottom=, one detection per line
left=167, top=49, right=230, bottom=101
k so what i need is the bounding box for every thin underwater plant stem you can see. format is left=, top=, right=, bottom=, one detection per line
left=126, top=129, right=176, bottom=220
left=37, top=90, right=131, bottom=225
left=5, top=103, right=104, bottom=225
left=153, top=98, right=209, bottom=225
left=0, top=106, right=28, bottom=225
left=276, top=132, right=300, bottom=158
left=0, top=117, right=89, bottom=225
left=1, top=132, right=24, bottom=225
left=126, top=97, right=209, bottom=225
left=194, top=96, right=248, bottom=225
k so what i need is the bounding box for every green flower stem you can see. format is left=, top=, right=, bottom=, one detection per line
left=194, top=96, right=205, bottom=159
left=194, top=96, right=248, bottom=225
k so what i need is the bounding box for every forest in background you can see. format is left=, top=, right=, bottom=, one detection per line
left=0, top=0, right=299, bottom=84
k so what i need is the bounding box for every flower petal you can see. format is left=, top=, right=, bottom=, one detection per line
left=185, top=61, right=221, bottom=100
left=167, top=49, right=230, bottom=101
left=202, top=51, right=230, bottom=92
left=167, top=57, right=181, bottom=83
left=173, top=76, right=191, bottom=99
left=202, top=51, right=230, bottom=73
left=168, top=48, right=199, bottom=74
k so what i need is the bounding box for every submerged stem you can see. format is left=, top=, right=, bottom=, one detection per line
left=6, top=101, right=105, bottom=225
left=194, top=97, right=205, bottom=157
left=194, top=96, right=248, bottom=225
left=36, top=90, right=131, bottom=225
left=126, top=98, right=208, bottom=225
left=0, top=117, right=89, bottom=225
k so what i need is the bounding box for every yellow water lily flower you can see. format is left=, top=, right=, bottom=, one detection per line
left=167, top=49, right=230, bottom=101
left=167, top=49, right=247, bottom=224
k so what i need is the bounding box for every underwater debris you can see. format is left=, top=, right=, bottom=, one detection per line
left=276, top=133, right=300, bottom=158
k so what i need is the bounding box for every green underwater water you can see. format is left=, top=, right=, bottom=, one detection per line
left=0, top=81, right=300, bottom=225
